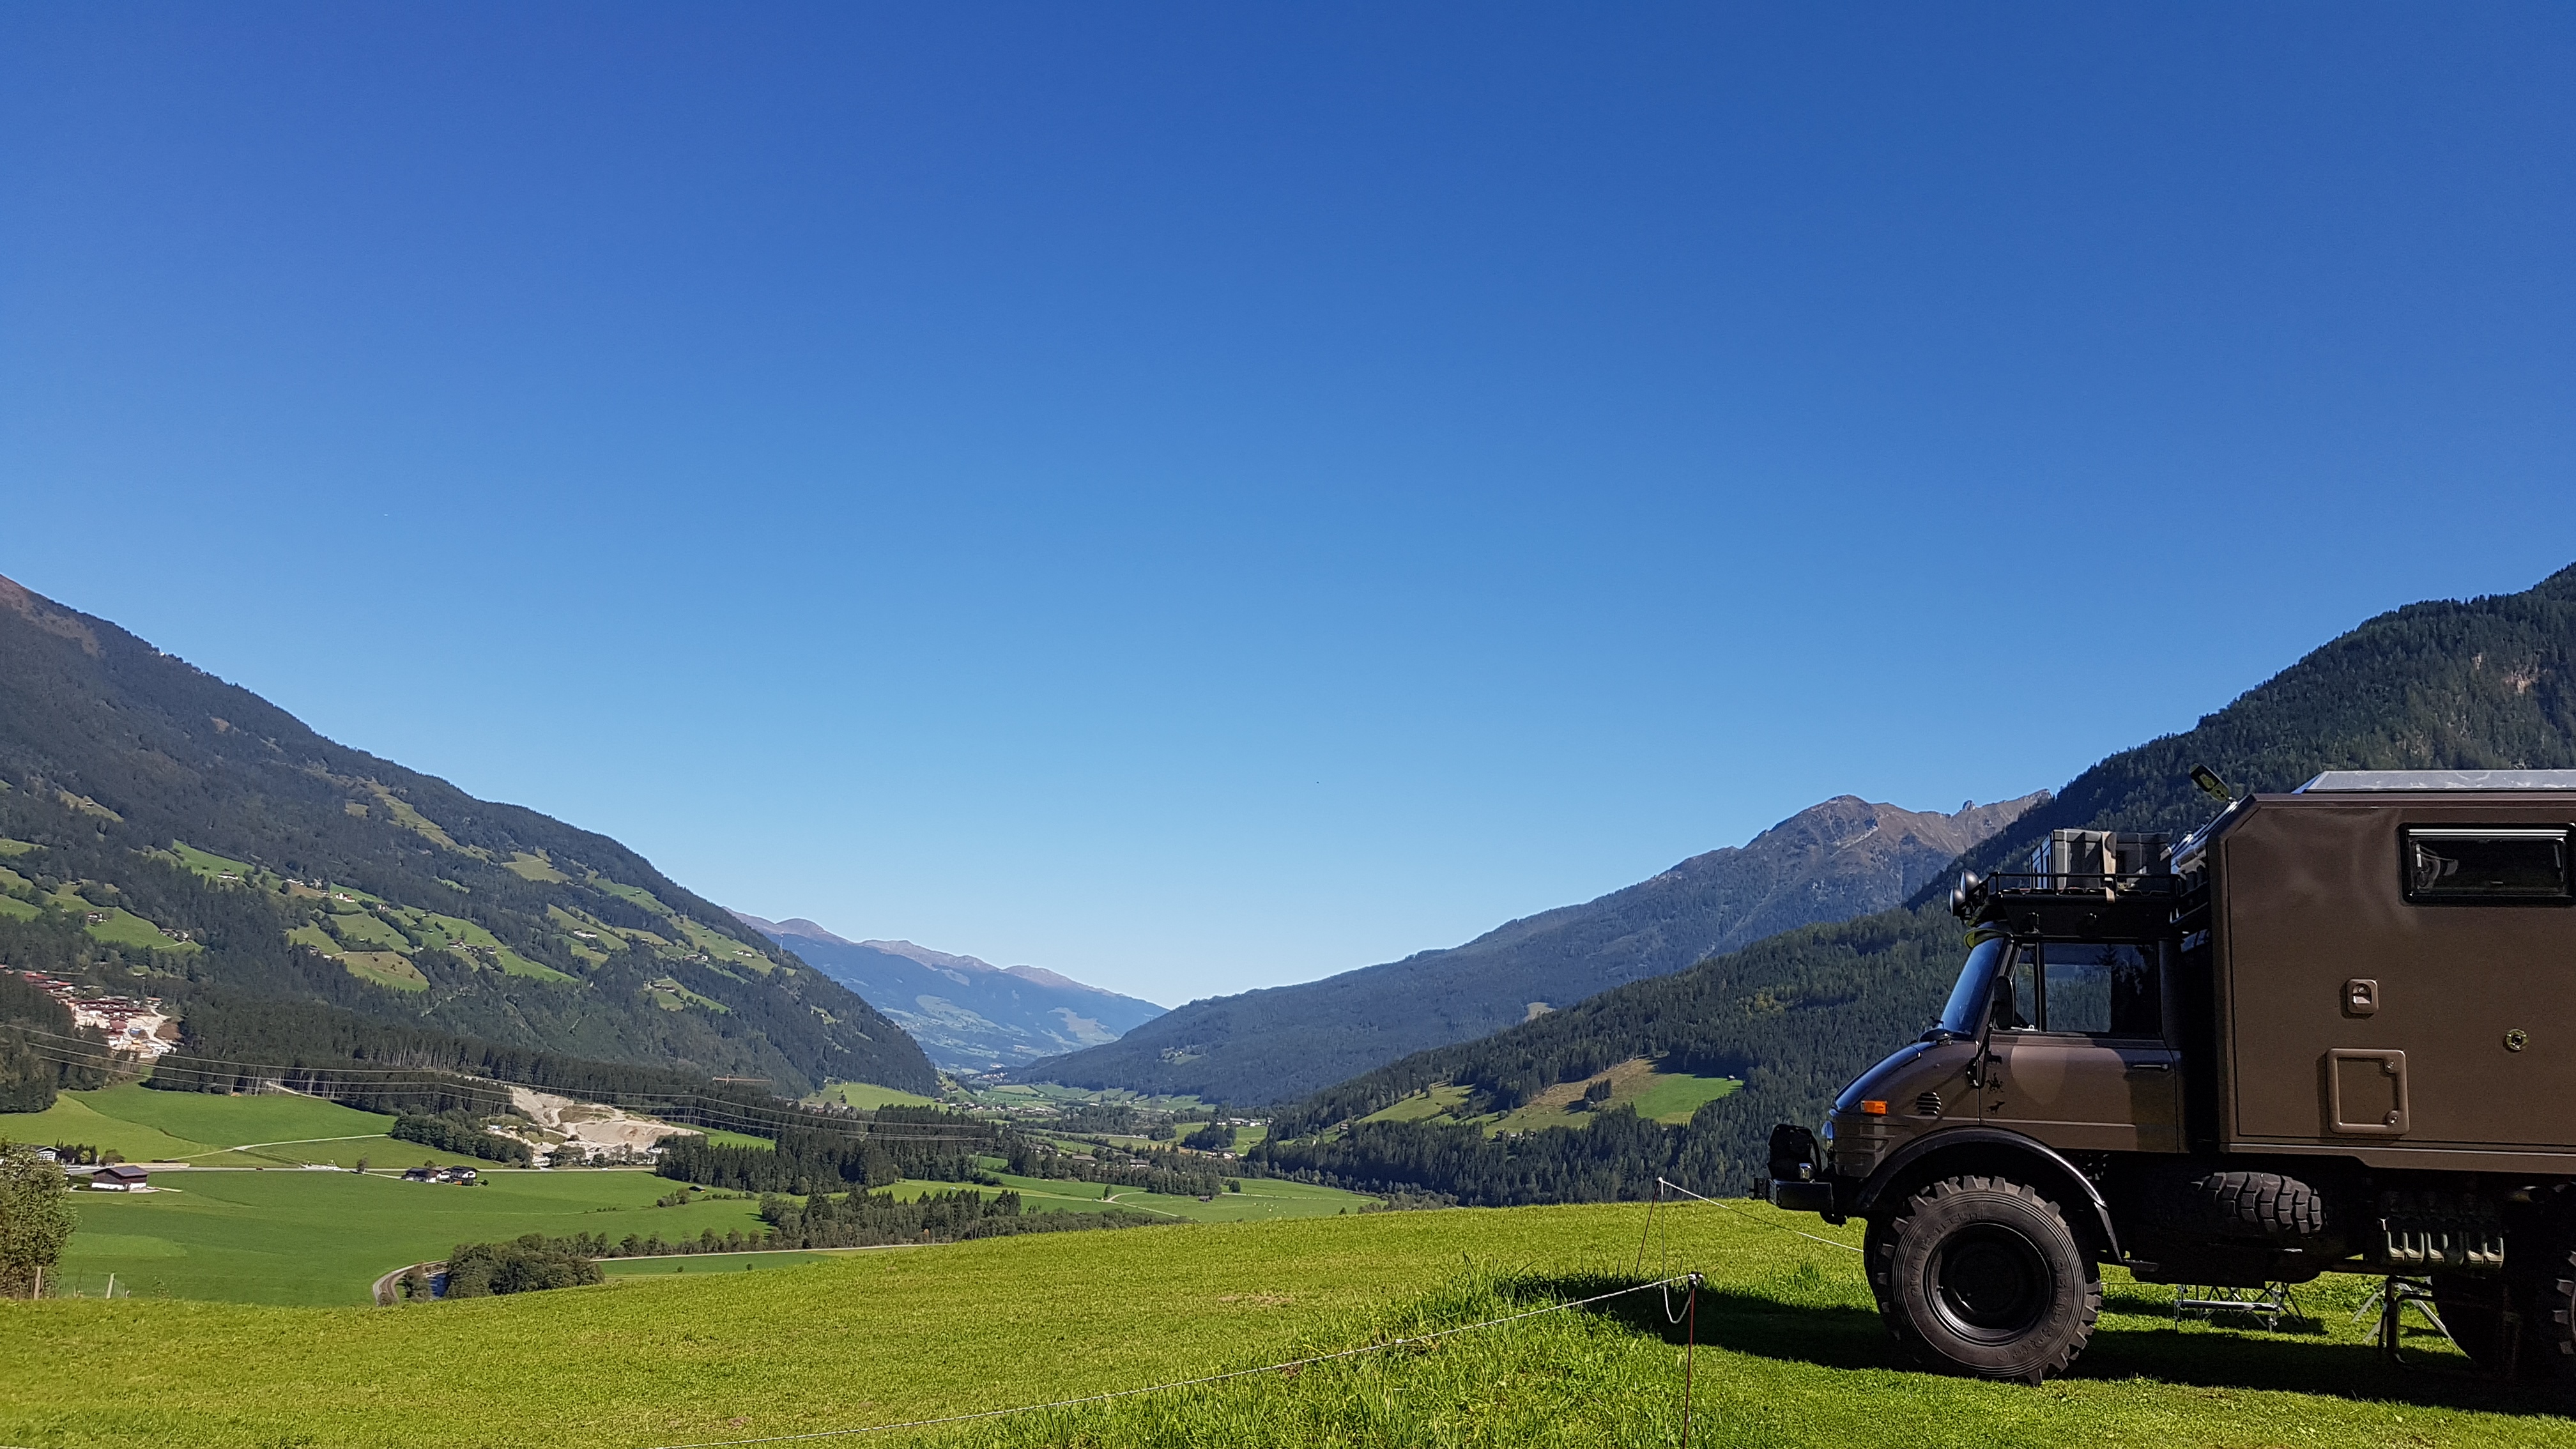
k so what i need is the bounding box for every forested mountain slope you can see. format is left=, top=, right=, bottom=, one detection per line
left=1018, top=793, right=2043, bottom=1104
left=1260, top=562, right=2576, bottom=1204
left=733, top=914, right=1165, bottom=1074
left=0, top=574, right=935, bottom=1096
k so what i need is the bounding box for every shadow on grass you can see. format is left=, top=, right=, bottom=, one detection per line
left=1504, top=1272, right=2575, bottom=1420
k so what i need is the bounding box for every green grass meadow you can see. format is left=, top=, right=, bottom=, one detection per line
left=49, top=1166, right=770, bottom=1305
left=808, top=1079, right=942, bottom=1110
left=883, top=1169, right=1376, bottom=1223
left=2, top=1084, right=490, bottom=1169
left=3, top=1200, right=2568, bottom=1449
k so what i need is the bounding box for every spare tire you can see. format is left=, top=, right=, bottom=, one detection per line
left=2168, top=1169, right=2328, bottom=1239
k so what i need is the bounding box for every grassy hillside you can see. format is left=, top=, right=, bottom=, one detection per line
left=3, top=1200, right=2564, bottom=1448
left=1018, top=793, right=2043, bottom=1105
left=1264, top=562, right=2576, bottom=1204
left=0, top=573, right=934, bottom=1096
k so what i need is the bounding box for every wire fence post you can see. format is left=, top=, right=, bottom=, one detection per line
left=1680, top=1270, right=1701, bottom=1448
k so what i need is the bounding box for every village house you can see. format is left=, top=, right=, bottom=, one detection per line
left=89, top=1164, right=151, bottom=1192
left=400, top=1166, right=480, bottom=1184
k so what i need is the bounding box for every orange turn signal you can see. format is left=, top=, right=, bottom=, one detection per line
left=1859, top=1100, right=1888, bottom=1116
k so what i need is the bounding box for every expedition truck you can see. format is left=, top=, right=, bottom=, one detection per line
left=1768, top=770, right=2576, bottom=1385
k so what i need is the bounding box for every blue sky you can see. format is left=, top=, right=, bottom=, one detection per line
left=4, top=6, right=2572, bottom=1006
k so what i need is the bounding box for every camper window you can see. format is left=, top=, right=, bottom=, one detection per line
left=2402, top=828, right=2574, bottom=904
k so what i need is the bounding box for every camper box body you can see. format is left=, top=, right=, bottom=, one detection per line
left=2201, top=786, right=2576, bottom=1170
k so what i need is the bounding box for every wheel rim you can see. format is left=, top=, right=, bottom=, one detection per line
left=1929, top=1223, right=2051, bottom=1344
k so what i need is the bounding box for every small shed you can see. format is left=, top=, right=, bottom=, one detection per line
left=92, top=1164, right=150, bottom=1192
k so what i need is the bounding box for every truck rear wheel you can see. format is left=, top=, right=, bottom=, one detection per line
left=1872, top=1174, right=2100, bottom=1384
left=2526, top=1231, right=2576, bottom=1391
left=2430, top=1272, right=2522, bottom=1376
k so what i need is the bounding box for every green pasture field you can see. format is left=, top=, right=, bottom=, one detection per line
left=1363, top=1059, right=1741, bottom=1136
left=0, top=1084, right=486, bottom=1169
left=1361, top=1082, right=1474, bottom=1124
left=169, top=842, right=257, bottom=878
left=49, top=1166, right=767, bottom=1305
left=4, top=1200, right=2567, bottom=1449
left=808, top=1080, right=940, bottom=1110
left=1628, top=1070, right=1741, bottom=1123
left=696, top=1128, right=774, bottom=1149
left=971, top=1080, right=1215, bottom=1112
left=880, top=1170, right=1376, bottom=1223
left=73, top=902, right=199, bottom=954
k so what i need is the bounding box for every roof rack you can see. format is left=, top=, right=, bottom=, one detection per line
left=1951, top=868, right=2186, bottom=924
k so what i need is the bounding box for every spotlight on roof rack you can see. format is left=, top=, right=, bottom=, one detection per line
left=1949, top=871, right=1988, bottom=921
left=2189, top=764, right=2235, bottom=804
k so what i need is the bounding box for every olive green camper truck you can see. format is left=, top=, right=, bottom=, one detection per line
left=1769, top=770, right=2576, bottom=1384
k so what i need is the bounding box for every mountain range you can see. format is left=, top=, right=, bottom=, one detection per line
left=1014, top=791, right=2046, bottom=1104
left=1257, top=561, right=2576, bottom=1204
left=731, top=914, right=1166, bottom=1075
left=0, top=574, right=936, bottom=1097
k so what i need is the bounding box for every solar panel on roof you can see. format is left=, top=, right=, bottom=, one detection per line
left=2298, top=770, right=2576, bottom=792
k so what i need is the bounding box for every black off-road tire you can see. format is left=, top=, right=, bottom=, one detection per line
left=1869, top=1174, right=2101, bottom=1384
left=2524, top=1229, right=2576, bottom=1395
left=2431, top=1271, right=2522, bottom=1376
left=2181, top=1170, right=2326, bottom=1239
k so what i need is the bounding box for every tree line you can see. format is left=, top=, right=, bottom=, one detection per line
left=390, top=1110, right=535, bottom=1165
left=1002, top=1139, right=1234, bottom=1198
left=0, top=974, right=114, bottom=1113
left=655, top=1114, right=1013, bottom=1196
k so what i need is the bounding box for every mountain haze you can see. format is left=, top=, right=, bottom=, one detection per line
left=0, top=574, right=936, bottom=1096
left=1262, top=562, right=2576, bottom=1203
left=732, top=913, right=1166, bottom=1074
left=1017, top=792, right=2044, bottom=1104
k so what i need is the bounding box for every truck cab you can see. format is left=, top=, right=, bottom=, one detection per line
left=1771, top=770, right=2576, bottom=1386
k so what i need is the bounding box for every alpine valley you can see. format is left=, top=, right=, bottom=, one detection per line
left=730, top=914, right=1165, bottom=1075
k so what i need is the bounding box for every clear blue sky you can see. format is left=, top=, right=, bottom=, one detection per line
left=4, top=6, right=2572, bottom=1006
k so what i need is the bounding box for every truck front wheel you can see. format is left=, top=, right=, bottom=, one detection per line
left=1871, top=1174, right=2101, bottom=1384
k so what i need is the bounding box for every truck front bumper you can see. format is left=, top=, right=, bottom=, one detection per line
left=1770, top=1177, right=1838, bottom=1216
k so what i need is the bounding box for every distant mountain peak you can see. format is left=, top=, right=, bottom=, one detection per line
left=858, top=939, right=1003, bottom=975
left=728, top=911, right=853, bottom=947
left=1002, top=963, right=1092, bottom=993
left=1014, top=787, right=2049, bottom=1103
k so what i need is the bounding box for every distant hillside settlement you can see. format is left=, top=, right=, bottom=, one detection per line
left=12, top=970, right=177, bottom=1057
